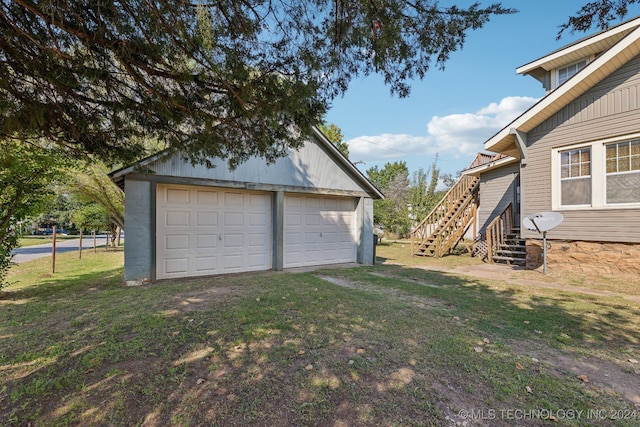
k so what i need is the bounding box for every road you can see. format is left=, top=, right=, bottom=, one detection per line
left=11, top=235, right=110, bottom=263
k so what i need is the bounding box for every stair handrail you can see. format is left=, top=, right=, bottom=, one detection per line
left=427, top=187, right=478, bottom=256
left=485, top=202, right=514, bottom=263
left=410, top=174, right=479, bottom=254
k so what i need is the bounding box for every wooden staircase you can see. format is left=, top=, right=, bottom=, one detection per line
left=486, top=203, right=526, bottom=266
left=410, top=174, right=479, bottom=257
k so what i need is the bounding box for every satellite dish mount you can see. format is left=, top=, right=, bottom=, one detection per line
left=522, top=212, right=564, bottom=274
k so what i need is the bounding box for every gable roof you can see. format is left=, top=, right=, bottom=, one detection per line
left=485, top=17, right=640, bottom=156
left=110, top=127, right=384, bottom=199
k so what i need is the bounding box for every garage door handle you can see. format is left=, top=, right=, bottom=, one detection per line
left=320, top=232, right=322, bottom=238
left=219, top=234, right=222, bottom=241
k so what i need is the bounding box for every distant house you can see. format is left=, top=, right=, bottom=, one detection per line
left=111, top=128, right=383, bottom=284
left=462, top=16, right=640, bottom=274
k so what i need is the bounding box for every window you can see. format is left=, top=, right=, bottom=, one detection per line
left=606, top=140, right=640, bottom=204
left=560, top=147, right=591, bottom=206
left=557, top=59, right=588, bottom=86
left=553, top=135, right=640, bottom=210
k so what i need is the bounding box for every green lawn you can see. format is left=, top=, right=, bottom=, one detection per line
left=1, top=245, right=639, bottom=426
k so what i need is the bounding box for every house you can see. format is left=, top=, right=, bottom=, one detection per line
left=110, top=127, right=383, bottom=284
left=461, top=16, right=640, bottom=274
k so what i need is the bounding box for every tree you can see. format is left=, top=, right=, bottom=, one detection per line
left=408, top=159, right=441, bottom=223
left=0, top=1, right=515, bottom=167
left=71, top=204, right=112, bottom=236
left=318, top=123, right=349, bottom=158
left=558, top=0, right=640, bottom=38
left=0, top=141, right=68, bottom=288
left=65, top=162, right=125, bottom=247
left=367, top=161, right=411, bottom=237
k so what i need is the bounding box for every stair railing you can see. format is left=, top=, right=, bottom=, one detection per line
left=428, top=189, right=479, bottom=257
left=410, top=174, right=479, bottom=255
left=485, top=202, right=514, bottom=263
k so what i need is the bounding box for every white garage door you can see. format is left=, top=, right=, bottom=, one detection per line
left=156, top=184, right=271, bottom=279
left=284, top=195, right=357, bottom=268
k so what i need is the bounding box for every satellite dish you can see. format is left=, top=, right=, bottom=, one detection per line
left=522, top=212, right=563, bottom=275
left=522, top=212, right=564, bottom=233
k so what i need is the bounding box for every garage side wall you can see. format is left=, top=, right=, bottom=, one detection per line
left=359, top=197, right=375, bottom=264
left=123, top=179, right=153, bottom=282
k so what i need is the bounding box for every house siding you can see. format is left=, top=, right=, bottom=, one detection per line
left=522, top=54, right=640, bottom=243
left=478, top=162, right=520, bottom=236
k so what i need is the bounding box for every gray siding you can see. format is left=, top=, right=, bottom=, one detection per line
left=522, top=54, right=640, bottom=242
left=143, top=140, right=367, bottom=195
left=123, top=179, right=153, bottom=282
left=478, top=163, right=520, bottom=236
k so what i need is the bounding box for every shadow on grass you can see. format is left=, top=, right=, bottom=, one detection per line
left=1, top=264, right=639, bottom=426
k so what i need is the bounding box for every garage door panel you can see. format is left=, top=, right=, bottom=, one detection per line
left=165, top=188, right=190, bottom=204
left=165, top=211, right=190, bottom=226
left=249, top=212, right=268, bottom=226
left=248, top=233, right=268, bottom=247
left=305, top=214, right=321, bottom=226
left=165, top=235, right=189, bottom=250
left=284, top=232, right=302, bottom=245
left=285, top=213, right=302, bottom=226
left=195, top=256, right=218, bottom=273
left=222, top=233, right=244, bottom=249
left=157, top=185, right=272, bottom=279
left=283, top=194, right=357, bottom=268
left=224, top=192, right=244, bottom=205
left=165, top=258, right=189, bottom=274
left=224, top=212, right=245, bottom=227
left=196, top=190, right=218, bottom=205
left=196, top=234, right=218, bottom=249
left=196, top=211, right=218, bottom=226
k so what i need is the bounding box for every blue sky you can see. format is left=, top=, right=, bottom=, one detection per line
left=324, top=1, right=640, bottom=179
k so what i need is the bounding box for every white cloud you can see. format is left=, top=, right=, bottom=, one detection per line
left=346, top=96, right=538, bottom=165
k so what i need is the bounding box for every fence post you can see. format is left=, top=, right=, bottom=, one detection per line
left=52, top=225, right=57, bottom=273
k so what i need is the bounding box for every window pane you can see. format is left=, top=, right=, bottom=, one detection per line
left=581, top=161, right=591, bottom=175
left=631, top=141, right=640, bottom=155
left=606, top=145, right=617, bottom=159
left=570, top=164, right=580, bottom=177
left=580, top=149, right=591, bottom=162
left=561, top=152, right=570, bottom=165
left=570, top=151, right=580, bottom=164
left=619, top=157, right=630, bottom=171
left=561, top=165, right=570, bottom=178
left=632, top=156, right=640, bottom=171
left=607, top=171, right=640, bottom=203
left=562, top=177, right=591, bottom=205
left=619, top=142, right=630, bottom=157
left=606, top=159, right=617, bottom=173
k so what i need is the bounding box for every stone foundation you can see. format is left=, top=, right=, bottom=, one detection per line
left=526, top=240, right=640, bottom=274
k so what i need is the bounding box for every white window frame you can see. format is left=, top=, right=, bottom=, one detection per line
left=554, top=58, right=589, bottom=89
left=552, top=133, right=640, bottom=210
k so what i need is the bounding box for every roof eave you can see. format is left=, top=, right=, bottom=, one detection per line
left=462, top=155, right=520, bottom=176
left=485, top=25, right=640, bottom=154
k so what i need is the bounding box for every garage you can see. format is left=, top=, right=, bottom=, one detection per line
left=284, top=194, right=357, bottom=268
left=112, top=127, right=382, bottom=283
left=156, top=184, right=272, bottom=279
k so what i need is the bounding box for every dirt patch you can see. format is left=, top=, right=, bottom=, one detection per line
left=318, top=274, right=445, bottom=309
left=510, top=340, right=640, bottom=407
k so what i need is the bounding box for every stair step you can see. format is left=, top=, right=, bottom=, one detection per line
left=496, top=250, right=526, bottom=257
left=497, top=244, right=526, bottom=250
left=492, top=255, right=526, bottom=265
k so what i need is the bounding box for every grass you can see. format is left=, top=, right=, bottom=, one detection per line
left=18, top=235, right=81, bottom=247
left=1, top=245, right=639, bottom=426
